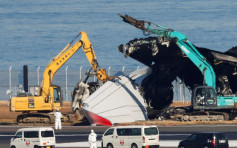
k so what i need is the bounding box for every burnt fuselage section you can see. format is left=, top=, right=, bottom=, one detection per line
left=118, top=37, right=237, bottom=110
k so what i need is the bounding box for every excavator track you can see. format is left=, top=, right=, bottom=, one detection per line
left=180, top=111, right=229, bottom=122
left=17, top=113, right=52, bottom=124
left=16, top=113, right=75, bottom=124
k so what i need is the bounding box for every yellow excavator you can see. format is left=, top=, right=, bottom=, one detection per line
left=10, top=32, right=114, bottom=124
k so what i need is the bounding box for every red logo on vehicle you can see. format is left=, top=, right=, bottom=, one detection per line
left=120, top=140, right=124, bottom=145
left=26, top=140, right=30, bottom=146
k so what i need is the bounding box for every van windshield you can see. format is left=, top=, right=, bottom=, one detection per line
left=41, top=131, right=54, bottom=137
left=145, top=127, right=158, bottom=135
left=15, top=132, right=22, bottom=138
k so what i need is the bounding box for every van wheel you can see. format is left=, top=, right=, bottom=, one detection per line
left=203, top=146, right=209, bottom=148
left=179, top=146, right=185, bottom=148
left=107, top=143, right=113, bottom=148
left=131, top=144, right=138, bottom=148
left=10, top=146, right=16, bottom=148
left=34, top=145, right=38, bottom=148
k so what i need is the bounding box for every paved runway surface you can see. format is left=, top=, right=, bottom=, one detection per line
left=1, top=125, right=237, bottom=148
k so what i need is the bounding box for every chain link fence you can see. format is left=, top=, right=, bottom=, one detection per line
left=0, top=66, right=191, bottom=103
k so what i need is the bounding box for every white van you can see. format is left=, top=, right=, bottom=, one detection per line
left=102, top=125, right=159, bottom=148
left=10, top=127, right=55, bottom=148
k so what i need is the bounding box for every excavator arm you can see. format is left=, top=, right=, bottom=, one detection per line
left=40, top=32, right=112, bottom=101
left=41, top=32, right=82, bottom=98
left=80, top=32, right=117, bottom=83
left=119, top=14, right=216, bottom=89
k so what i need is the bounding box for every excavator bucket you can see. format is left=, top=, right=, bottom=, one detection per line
left=118, top=13, right=150, bottom=30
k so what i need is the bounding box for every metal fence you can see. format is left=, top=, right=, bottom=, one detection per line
left=0, top=66, right=191, bottom=103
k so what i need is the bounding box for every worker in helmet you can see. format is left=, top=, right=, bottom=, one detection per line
left=88, top=129, right=97, bottom=148
left=54, top=108, right=62, bottom=130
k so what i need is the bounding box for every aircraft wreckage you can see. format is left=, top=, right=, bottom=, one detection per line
left=72, top=14, right=237, bottom=125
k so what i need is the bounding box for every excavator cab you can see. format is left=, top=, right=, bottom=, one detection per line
left=192, top=86, right=217, bottom=109
left=52, top=85, right=63, bottom=107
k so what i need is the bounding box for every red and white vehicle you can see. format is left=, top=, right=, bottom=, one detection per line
left=102, top=125, right=160, bottom=148
left=10, top=127, right=55, bottom=148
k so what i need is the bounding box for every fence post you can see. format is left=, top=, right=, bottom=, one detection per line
left=9, top=66, right=12, bottom=99
left=183, top=82, right=185, bottom=104
left=65, top=66, right=68, bottom=102
left=122, top=66, right=125, bottom=73
left=80, top=65, right=82, bottom=80
left=175, top=80, right=179, bottom=101
left=37, top=66, right=40, bottom=86
left=179, top=79, right=183, bottom=102
left=108, top=66, right=111, bottom=76
left=137, top=66, right=140, bottom=71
